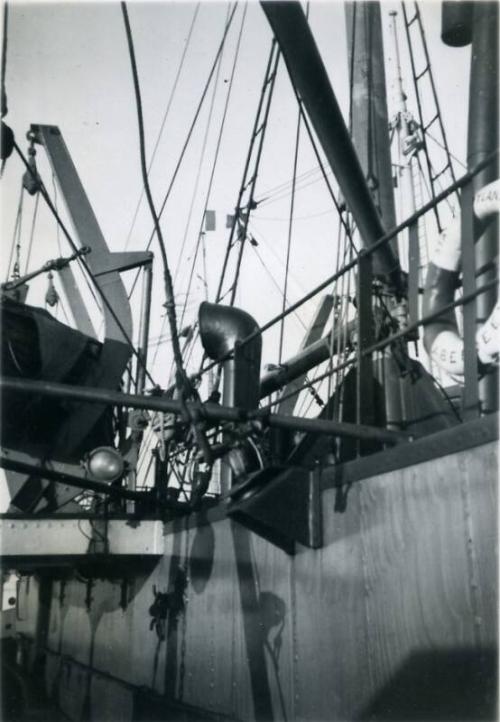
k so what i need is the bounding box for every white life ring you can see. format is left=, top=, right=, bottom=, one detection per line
left=423, top=178, right=499, bottom=382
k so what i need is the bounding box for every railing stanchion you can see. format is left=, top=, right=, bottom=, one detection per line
left=356, top=251, right=374, bottom=456
left=460, top=180, right=480, bottom=418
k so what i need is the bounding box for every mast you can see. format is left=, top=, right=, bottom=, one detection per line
left=346, top=2, right=398, bottom=240
left=345, top=1, right=405, bottom=430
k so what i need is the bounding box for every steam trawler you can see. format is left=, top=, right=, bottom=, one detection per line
left=0, top=1, right=498, bottom=720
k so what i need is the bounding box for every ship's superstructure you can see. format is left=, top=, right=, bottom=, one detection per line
left=0, top=2, right=498, bottom=720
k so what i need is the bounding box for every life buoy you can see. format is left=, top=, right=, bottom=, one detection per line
left=423, top=178, right=499, bottom=382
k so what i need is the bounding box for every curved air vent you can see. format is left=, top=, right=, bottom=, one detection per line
left=199, top=302, right=262, bottom=411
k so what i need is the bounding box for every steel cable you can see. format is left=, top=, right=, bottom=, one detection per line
left=123, top=3, right=201, bottom=253
left=6, top=183, right=23, bottom=280
left=177, top=3, right=248, bottom=333
left=278, top=99, right=301, bottom=363
left=126, top=3, right=238, bottom=302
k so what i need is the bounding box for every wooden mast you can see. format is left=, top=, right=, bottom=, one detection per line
left=345, top=1, right=404, bottom=430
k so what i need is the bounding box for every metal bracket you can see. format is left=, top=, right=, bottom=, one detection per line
left=225, top=466, right=322, bottom=554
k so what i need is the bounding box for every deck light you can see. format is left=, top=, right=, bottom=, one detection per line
left=85, top=446, right=125, bottom=482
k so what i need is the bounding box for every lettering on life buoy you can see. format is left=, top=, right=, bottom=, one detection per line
left=423, top=179, right=499, bottom=382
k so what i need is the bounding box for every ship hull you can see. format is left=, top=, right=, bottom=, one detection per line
left=7, top=415, right=498, bottom=721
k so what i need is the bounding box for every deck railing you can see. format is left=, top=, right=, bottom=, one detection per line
left=199, top=150, right=498, bottom=423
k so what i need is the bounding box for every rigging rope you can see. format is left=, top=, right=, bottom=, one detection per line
left=150, top=3, right=246, bottom=390
left=248, top=220, right=309, bottom=298
left=6, top=183, right=23, bottom=280
left=177, top=3, right=248, bottom=325
left=293, top=89, right=355, bottom=250
left=257, top=163, right=325, bottom=203
left=126, top=3, right=238, bottom=303
left=213, top=39, right=280, bottom=306
left=228, top=43, right=280, bottom=307
left=279, top=0, right=311, bottom=359
left=171, top=4, right=250, bottom=406
left=417, top=153, right=456, bottom=218
left=426, top=130, right=467, bottom=171
left=122, top=1, right=214, bottom=469
left=123, top=2, right=201, bottom=253
left=278, top=101, right=301, bottom=364
left=173, top=3, right=230, bottom=290
left=157, top=1, right=231, bottom=405
left=121, top=2, right=191, bottom=397
left=51, top=172, right=62, bottom=254
left=250, top=242, right=307, bottom=333
left=256, top=169, right=334, bottom=210
left=1, top=2, right=8, bottom=118
left=23, top=192, right=39, bottom=274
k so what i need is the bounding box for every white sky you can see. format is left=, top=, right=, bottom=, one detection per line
left=0, top=0, right=471, bottom=506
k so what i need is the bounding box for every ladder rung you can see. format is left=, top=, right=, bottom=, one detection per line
left=243, top=175, right=256, bottom=191
left=424, top=114, right=438, bottom=132
left=415, top=65, right=430, bottom=82
left=431, top=165, right=450, bottom=182
left=407, top=13, right=418, bottom=26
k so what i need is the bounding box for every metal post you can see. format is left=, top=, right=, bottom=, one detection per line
left=356, top=251, right=375, bottom=456
left=407, top=219, right=420, bottom=328
left=356, top=252, right=374, bottom=428
left=128, top=258, right=153, bottom=512
left=135, top=259, right=153, bottom=394
left=347, top=3, right=398, bottom=237
left=460, top=181, right=480, bottom=418
left=467, top=2, right=499, bottom=414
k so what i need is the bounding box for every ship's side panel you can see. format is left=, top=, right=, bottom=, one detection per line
left=156, top=517, right=294, bottom=720
left=292, top=484, right=369, bottom=721
left=461, top=440, right=498, bottom=640
left=346, top=449, right=494, bottom=720
left=129, top=562, right=173, bottom=695
left=290, top=441, right=497, bottom=720
left=12, top=440, right=497, bottom=721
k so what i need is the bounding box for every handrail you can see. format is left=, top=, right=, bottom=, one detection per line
left=260, top=277, right=498, bottom=412
left=0, top=376, right=411, bottom=444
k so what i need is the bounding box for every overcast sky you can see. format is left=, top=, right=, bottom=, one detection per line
left=1, top=0, right=470, bottom=360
